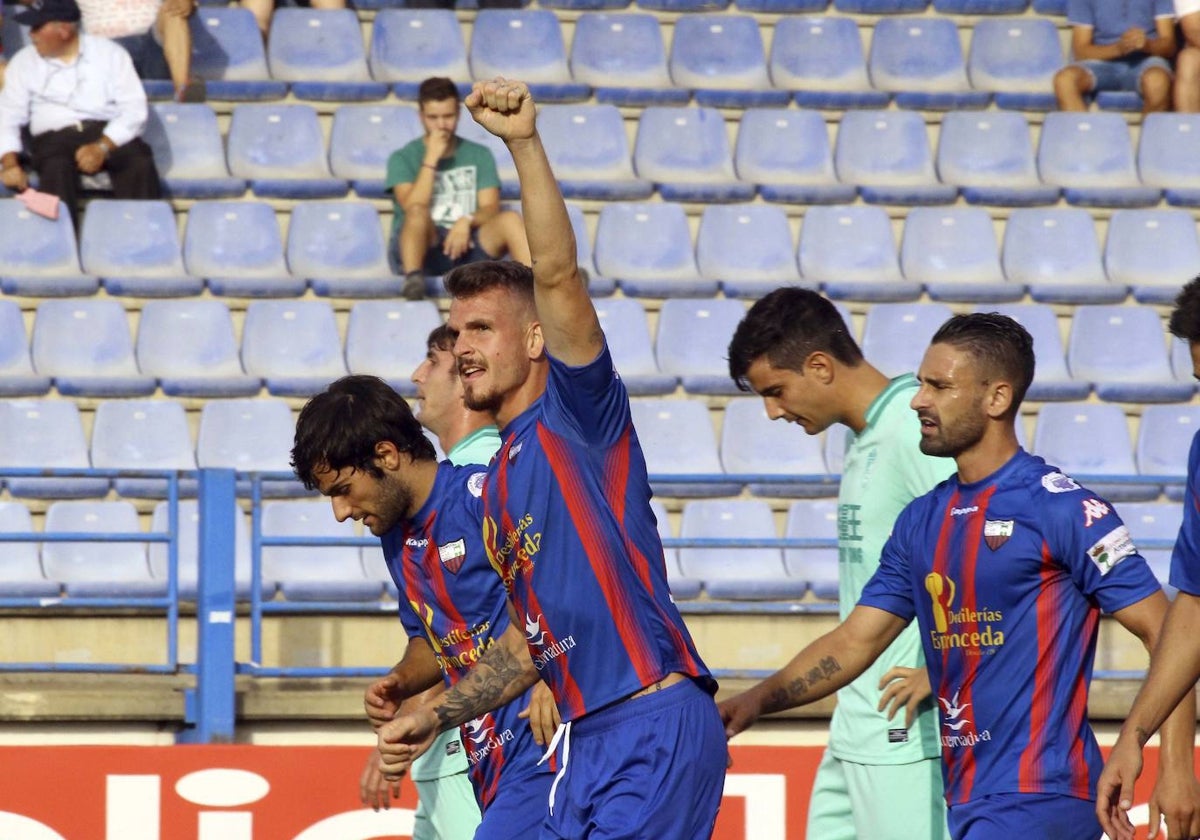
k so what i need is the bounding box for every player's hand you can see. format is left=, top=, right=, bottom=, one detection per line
left=1, top=164, right=28, bottom=193
left=75, top=142, right=106, bottom=175
left=359, top=747, right=404, bottom=811
left=877, top=666, right=931, bottom=729
left=718, top=691, right=762, bottom=741
left=443, top=217, right=473, bottom=262
left=378, top=705, right=439, bottom=780
left=364, top=674, right=405, bottom=730
left=1147, top=758, right=1200, bottom=840
left=518, top=681, right=561, bottom=746
left=465, top=78, right=536, bottom=144
left=1096, top=734, right=1144, bottom=840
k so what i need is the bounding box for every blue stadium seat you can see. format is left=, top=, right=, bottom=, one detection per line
left=721, top=398, right=835, bottom=497
left=966, top=18, right=1061, bottom=111
left=696, top=203, right=804, bottom=298
left=241, top=301, right=349, bottom=398
left=42, top=501, right=163, bottom=599
left=593, top=202, right=710, bottom=297
left=935, top=0, right=1027, bottom=11
left=1139, top=405, right=1200, bottom=504
left=328, top=104, right=421, bottom=199
left=936, top=110, right=1059, bottom=206
left=629, top=398, right=739, bottom=496
left=860, top=302, right=955, bottom=378
left=189, top=6, right=286, bottom=101
left=0, top=198, right=96, bottom=296
left=1138, top=114, right=1200, bottom=207
left=1067, top=305, right=1193, bottom=403
left=537, top=105, right=652, bottom=200
left=345, top=300, right=443, bottom=397
left=136, top=300, right=261, bottom=398
left=638, top=0, right=730, bottom=13
left=31, top=299, right=156, bottom=397
left=0, top=400, right=108, bottom=498
left=734, top=108, right=855, bottom=205
left=984, top=303, right=1090, bottom=401
left=655, top=298, right=747, bottom=395
left=738, top=0, right=826, bottom=9
left=79, top=199, right=199, bottom=296
left=784, top=499, right=839, bottom=600
left=1038, top=113, right=1160, bottom=208
left=266, top=8, right=387, bottom=101
left=368, top=10, right=470, bottom=100
left=225, top=105, right=349, bottom=200
left=633, top=106, right=754, bottom=202
left=1032, top=0, right=1066, bottom=12
left=469, top=10, right=590, bottom=102
left=142, top=104, right=246, bottom=200
left=902, top=207, right=1019, bottom=303
left=0, top=301, right=51, bottom=397
left=1032, top=403, right=1156, bottom=502
left=91, top=400, right=197, bottom=499
left=566, top=202, right=614, bottom=296
left=798, top=205, right=922, bottom=302
left=541, top=0, right=634, bottom=12
left=1, top=7, right=30, bottom=57
left=648, top=498, right=701, bottom=601
left=262, top=501, right=382, bottom=602
left=771, top=16, right=888, bottom=110
left=834, top=110, right=957, bottom=205
left=0, top=502, right=58, bottom=598
left=287, top=201, right=400, bottom=298
left=834, top=0, right=927, bottom=12
left=679, top=500, right=806, bottom=600
left=569, top=12, right=688, bottom=107
left=1105, top=210, right=1200, bottom=305
left=1119, top=501, right=1181, bottom=594
left=150, top=499, right=257, bottom=600
left=594, top=298, right=677, bottom=395
left=1002, top=209, right=1124, bottom=304
left=868, top=17, right=991, bottom=110
left=668, top=15, right=789, bottom=108
left=197, top=398, right=304, bottom=496
left=183, top=200, right=303, bottom=297
left=1173, top=337, right=1196, bottom=383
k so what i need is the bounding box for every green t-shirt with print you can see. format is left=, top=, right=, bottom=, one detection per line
left=386, top=136, right=500, bottom=238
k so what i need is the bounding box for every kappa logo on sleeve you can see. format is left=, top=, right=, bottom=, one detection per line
left=1082, top=498, right=1111, bottom=528
left=1087, top=524, right=1136, bottom=576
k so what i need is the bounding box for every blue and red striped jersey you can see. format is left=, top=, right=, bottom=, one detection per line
left=861, top=449, right=1160, bottom=806
left=1169, top=429, right=1200, bottom=595
left=481, top=343, right=715, bottom=722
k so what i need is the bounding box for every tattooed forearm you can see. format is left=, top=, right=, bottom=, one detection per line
left=763, top=656, right=842, bottom=715
left=433, top=639, right=538, bottom=731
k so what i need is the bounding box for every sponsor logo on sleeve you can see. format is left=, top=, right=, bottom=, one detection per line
left=1042, top=472, right=1081, bottom=494
left=1087, top=524, right=1137, bottom=576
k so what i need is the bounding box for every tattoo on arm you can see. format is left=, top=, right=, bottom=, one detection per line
left=433, top=642, right=531, bottom=731
left=764, top=656, right=841, bottom=715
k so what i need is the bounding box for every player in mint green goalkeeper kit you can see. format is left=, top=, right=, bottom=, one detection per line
left=727, top=288, right=954, bottom=840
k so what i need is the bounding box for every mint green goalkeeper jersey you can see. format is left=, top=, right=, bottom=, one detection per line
left=830, top=374, right=953, bottom=764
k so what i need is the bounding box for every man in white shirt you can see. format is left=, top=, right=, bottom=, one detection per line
left=0, top=0, right=161, bottom=227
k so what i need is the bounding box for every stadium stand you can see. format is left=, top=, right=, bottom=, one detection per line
left=720, top=397, right=834, bottom=497
left=135, top=300, right=262, bottom=398
left=569, top=12, right=687, bottom=106
left=79, top=199, right=199, bottom=297
left=142, top=104, right=247, bottom=200
left=668, top=14, right=789, bottom=108
left=834, top=110, right=958, bottom=205
left=593, top=201, right=711, bottom=296
left=41, top=500, right=163, bottom=598
left=678, top=499, right=807, bottom=600
left=1105, top=209, right=1200, bottom=304
left=0, top=501, right=58, bottom=598
left=593, top=297, right=678, bottom=396
left=468, top=10, right=589, bottom=101
left=1001, top=208, right=1125, bottom=305
left=0, top=301, right=52, bottom=397
left=1032, top=403, right=1157, bottom=502
left=328, top=104, right=422, bottom=199
left=734, top=107, right=857, bottom=205
left=286, top=201, right=401, bottom=298
left=91, top=400, right=198, bottom=499
left=31, top=299, right=155, bottom=398
left=655, top=298, right=748, bottom=395
left=1137, top=404, right=1200, bottom=501
left=225, top=104, right=349, bottom=200
left=867, top=16, right=991, bottom=110
left=770, top=16, right=888, bottom=109
left=1067, top=305, right=1194, bottom=404
left=344, top=300, right=443, bottom=397
left=965, top=17, right=1061, bottom=110
left=189, top=6, right=286, bottom=101
left=860, top=301, right=955, bottom=378
left=0, top=199, right=96, bottom=296
left=538, top=104, right=652, bottom=200
left=900, top=206, right=1018, bottom=303
left=183, top=200, right=304, bottom=297
left=367, top=9, right=471, bottom=99
left=633, top=106, right=755, bottom=202
left=985, top=303, right=1091, bottom=401
left=798, top=205, right=921, bottom=301
left=261, top=500, right=381, bottom=602
left=266, top=8, right=387, bottom=101
left=784, top=499, right=840, bottom=601
left=935, top=110, right=1059, bottom=206
left=650, top=498, right=702, bottom=601
left=195, top=398, right=305, bottom=496
left=1138, top=113, right=1200, bottom=206
left=628, top=398, right=739, bottom=497
left=1037, top=113, right=1161, bottom=208
left=240, top=301, right=349, bottom=398
left=696, top=203, right=804, bottom=298
left=149, top=499, right=256, bottom=600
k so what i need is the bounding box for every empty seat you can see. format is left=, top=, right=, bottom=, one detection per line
left=679, top=500, right=806, bottom=600
left=1138, top=113, right=1200, bottom=206
left=469, top=10, right=589, bottom=102
left=739, top=0, right=828, bottom=9
left=639, top=0, right=731, bottom=12
left=649, top=498, right=701, bottom=601
left=537, top=104, right=652, bottom=200
left=183, top=200, right=303, bottom=297
left=901, top=207, right=1019, bottom=302
left=834, top=110, right=958, bottom=205
left=0, top=199, right=96, bottom=296
left=668, top=15, right=789, bottom=108
left=189, top=6, right=286, bottom=101
left=196, top=398, right=304, bottom=496
left=368, top=10, right=470, bottom=99
left=262, top=500, right=381, bottom=601
left=345, top=301, right=443, bottom=397
left=784, top=499, right=839, bottom=600
left=1038, top=113, right=1159, bottom=208
left=0, top=502, right=57, bottom=599
left=860, top=302, right=955, bottom=378
left=593, top=202, right=711, bottom=297
left=142, top=103, right=246, bottom=199
left=594, top=298, right=677, bottom=395
left=1002, top=209, right=1123, bottom=304
left=633, top=106, right=754, bottom=202
left=984, top=303, right=1090, bottom=401
left=868, top=17, right=991, bottom=110
left=150, top=499, right=257, bottom=600
left=42, top=501, right=162, bottom=598
left=696, top=203, right=803, bottom=298
left=1067, top=305, right=1193, bottom=403
left=966, top=17, right=1061, bottom=111
left=734, top=108, right=856, bottom=205
left=0, top=400, right=108, bottom=498
left=136, top=300, right=261, bottom=397
left=835, top=0, right=927, bottom=13
left=31, top=298, right=156, bottom=397
left=329, top=104, right=422, bottom=198
left=1173, top=337, right=1196, bottom=383
left=0, top=301, right=51, bottom=397
left=1, top=10, right=31, bottom=57
left=91, top=400, right=197, bottom=499
left=566, top=201, right=614, bottom=296
left=1138, top=404, right=1200, bottom=483
left=267, top=8, right=387, bottom=101
left=241, top=301, right=349, bottom=398
left=1033, top=403, right=1156, bottom=502
left=721, top=398, right=834, bottom=497
left=770, top=16, right=887, bottom=110
left=1105, top=209, right=1200, bottom=304
left=936, top=110, right=1058, bottom=206
left=629, top=398, right=739, bottom=496
left=79, top=199, right=199, bottom=296
left=936, top=0, right=1028, bottom=12
left=225, top=104, right=349, bottom=200
left=1119, top=501, right=1181, bottom=593
left=798, top=205, right=922, bottom=301
left=287, top=201, right=400, bottom=298
left=655, top=298, right=747, bottom=395
left=569, top=12, right=687, bottom=107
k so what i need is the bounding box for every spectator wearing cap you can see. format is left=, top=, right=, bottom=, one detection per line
left=77, top=0, right=205, bottom=103
left=0, top=0, right=161, bottom=227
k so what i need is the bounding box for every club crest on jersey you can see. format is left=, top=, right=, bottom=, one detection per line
left=1042, top=472, right=1081, bottom=494
left=983, top=520, right=1014, bottom=551
left=438, top=538, right=467, bottom=574
left=1082, top=498, right=1111, bottom=528
left=467, top=471, right=486, bottom=498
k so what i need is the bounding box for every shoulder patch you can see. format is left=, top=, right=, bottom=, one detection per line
left=1087, top=525, right=1137, bottom=576
left=1041, top=472, right=1081, bottom=494
left=467, top=471, right=486, bottom=498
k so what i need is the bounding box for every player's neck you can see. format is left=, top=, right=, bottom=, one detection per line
left=954, top=426, right=1020, bottom=485
left=839, top=361, right=892, bottom=435
left=405, top=460, right=442, bottom=519
left=437, top=411, right=495, bottom=455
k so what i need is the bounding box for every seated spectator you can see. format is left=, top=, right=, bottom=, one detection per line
left=242, top=0, right=345, bottom=41
left=1175, top=0, right=1200, bottom=109
left=78, top=0, right=204, bottom=103
left=386, top=76, right=530, bottom=300
left=0, top=0, right=162, bottom=228
left=1054, top=0, right=1176, bottom=114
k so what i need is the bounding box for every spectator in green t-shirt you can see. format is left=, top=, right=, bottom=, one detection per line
left=386, top=77, right=530, bottom=300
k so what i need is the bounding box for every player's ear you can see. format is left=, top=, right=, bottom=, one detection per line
left=985, top=380, right=1013, bottom=419
left=374, top=440, right=402, bottom=471
left=805, top=350, right=835, bottom=385
left=526, top=319, right=545, bottom=360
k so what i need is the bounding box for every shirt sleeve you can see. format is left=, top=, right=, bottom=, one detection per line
left=1170, top=431, right=1200, bottom=595
left=543, top=341, right=633, bottom=447
left=1066, top=0, right=1095, bottom=27
left=1156, top=0, right=1176, bottom=18
left=859, top=507, right=919, bottom=623
left=0, top=49, right=32, bottom=158
left=398, top=598, right=429, bottom=641
left=385, top=141, right=420, bottom=191
left=101, top=41, right=147, bottom=148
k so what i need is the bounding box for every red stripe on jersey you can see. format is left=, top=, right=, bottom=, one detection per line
left=932, top=491, right=962, bottom=798
left=1065, top=606, right=1098, bottom=799
left=1019, top=542, right=1058, bottom=792
left=952, top=486, right=993, bottom=804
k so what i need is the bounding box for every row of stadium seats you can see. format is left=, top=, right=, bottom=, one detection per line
left=193, top=0, right=1071, bottom=14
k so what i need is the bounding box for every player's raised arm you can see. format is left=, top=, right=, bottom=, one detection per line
left=465, top=78, right=602, bottom=367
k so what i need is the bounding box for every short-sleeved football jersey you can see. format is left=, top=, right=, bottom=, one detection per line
left=1169, top=429, right=1200, bottom=596
left=860, top=449, right=1160, bottom=806
left=481, top=343, right=715, bottom=722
